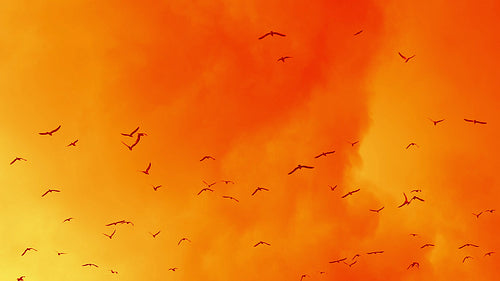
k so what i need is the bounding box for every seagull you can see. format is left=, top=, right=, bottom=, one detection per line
left=369, top=206, right=384, bottom=213
left=254, top=241, right=271, bottom=247
left=62, top=217, right=74, bottom=223
left=178, top=238, right=191, bottom=245
left=203, top=181, right=217, bottom=187
left=409, top=233, right=418, bottom=237
left=407, top=262, right=419, bottom=269
left=67, top=140, right=78, bottom=147
left=411, top=189, right=422, bottom=193
left=103, top=229, right=116, bottom=239
left=354, top=30, right=363, bottom=36
left=222, top=195, right=239, bottom=202
left=197, top=188, right=214, bottom=195
left=140, top=162, right=151, bottom=175
left=200, top=156, right=215, bottom=161
left=21, top=248, right=37, bottom=256
left=348, top=140, right=359, bottom=147
left=398, top=193, right=411, bottom=208
left=220, top=180, right=234, bottom=184
left=42, top=189, right=60, bottom=197
left=462, top=256, right=473, bottom=263
left=329, top=185, right=337, bottom=191
left=464, top=119, right=487, bottom=124
left=398, top=52, right=415, bottom=63
left=329, top=258, right=347, bottom=263
left=150, top=231, right=161, bottom=238
left=152, top=185, right=162, bottom=191
left=458, top=243, right=479, bottom=249
left=472, top=212, right=483, bottom=218
left=288, top=164, right=314, bottom=175
left=406, top=142, right=419, bottom=149
left=277, top=56, right=292, bottom=62
left=341, top=188, right=360, bottom=198
left=121, top=126, right=139, bottom=137
left=429, top=118, right=445, bottom=126
left=366, top=251, right=384, bottom=255
left=39, top=125, right=61, bottom=136
left=121, top=141, right=136, bottom=151
left=484, top=209, right=495, bottom=213
left=10, top=157, right=27, bottom=165
left=300, top=274, right=309, bottom=281
left=169, top=268, right=179, bottom=271
left=258, top=31, right=286, bottom=40
left=251, top=187, right=269, bottom=196
left=420, top=243, right=435, bottom=248
left=82, top=263, right=99, bottom=267
left=344, top=260, right=357, bottom=267
left=484, top=252, right=495, bottom=257
left=315, top=151, right=335, bottom=158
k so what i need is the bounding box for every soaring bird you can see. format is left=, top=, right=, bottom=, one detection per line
left=121, top=141, right=136, bottom=151
left=62, top=217, right=74, bottom=223
left=429, top=118, right=445, bottom=126
left=420, top=243, right=435, bottom=248
left=17, top=276, right=25, bottom=281
left=459, top=243, right=479, bottom=249
left=484, top=209, right=495, bottom=213
left=369, top=207, right=384, bottom=213
left=67, top=140, right=78, bottom=147
left=409, top=233, right=418, bottom=237
left=398, top=52, right=415, bottom=63
left=411, top=189, right=422, bottom=193
left=366, top=251, right=384, bottom=255
left=39, top=125, right=61, bottom=136
left=200, top=155, right=215, bottom=161
left=221, top=180, right=234, bottom=184
left=254, top=241, right=271, bottom=247
left=329, top=258, right=347, bottom=263
left=82, top=263, right=99, bottom=267
left=178, top=238, right=191, bottom=245
left=277, top=56, right=292, bottom=62
left=406, top=142, right=419, bottom=149
left=462, top=256, right=473, bottom=263
left=300, top=274, right=309, bottom=281
left=150, top=231, right=161, bottom=238
left=121, top=126, right=139, bottom=137
left=348, top=141, right=359, bottom=147
left=258, top=31, right=286, bottom=39
left=42, top=189, right=60, bottom=197
left=10, top=157, right=27, bottom=165
left=464, top=119, right=487, bottom=124
left=407, top=262, right=419, bottom=269
left=288, top=165, right=314, bottom=175
left=344, top=261, right=357, bottom=267
left=169, top=268, right=179, bottom=271
left=329, top=185, right=337, bottom=191
left=251, top=187, right=269, bottom=196
left=398, top=193, right=411, bottom=208
left=484, top=252, right=495, bottom=257
left=315, top=151, right=335, bottom=158
left=103, top=229, right=116, bottom=239
left=21, top=248, right=37, bottom=256
left=140, top=162, right=151, bottom=175
left=222, top=195, right=239, bottom=202
left=203, top=181, right=217, bottom=187
left=152, top=185, right=162, bottom=191
left=197, top=188, right=214, bottom=195
left=472, top=212, right=483, bottom=218
left=341, top=189, right=360, bottom=198
left=354, top=30, right=363, bottom=35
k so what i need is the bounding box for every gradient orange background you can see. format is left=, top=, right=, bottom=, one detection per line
left=1, top=0, right=499, bottom=280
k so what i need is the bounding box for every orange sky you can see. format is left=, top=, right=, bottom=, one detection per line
left=1, top=0, right=499, bottom=280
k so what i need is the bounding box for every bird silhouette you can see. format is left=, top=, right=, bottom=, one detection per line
left=21, top=248, right=37, bottom=256
left=411, top=189, right=422, bottom=193
left=251, top=187, right=269, bottom=196
left=178, top=238, right=191, bottom=245
left=464, top=119, right=487, bottom=124
left=203, top=181, right=217, bottom=187
left=315, top=151, right=335, bottom=158
left=200, top=156, right=215, bottom=161
left=369, top=207, right=384, bottom=213
left=258, top=31, right=286, bottom=39
left=398, top=193, right=411, bottom=208
left=67, top=140, right=78, bottom=147
left=300, top=274, right=309, bottom=281
left=57, top=252, right=67, bottom=256
left=152, top=185, right=162, bottom=191
left=103, top=229, right=116, bottom=239
left=220, top=180, right=234, bottom=184
left=329, top=258, right=346, bottom=263
left=288, top=165, right=314, bottom=175
left=150, top=231, right=161, bottom=238
left=121, top=126, right=139, bottom=137
left=484, top=251, right=495, bottom=257
left=197, top=188, right=214, bottom=195
left=39, top=125, right=61, bottom=136
left=222, top=195, right=239, bottom=202
left=344, top=260, right=357, bottom=267
left=420, top=243, right=435, bottom=248
left=10, top=157, right=27, bottom=165
left=140, top=162, right=151, bottom=175
left=409, top=233, right=418, bottom=237
left=277, top=56, right=292, bottom=62
left=341, top=189, right=360, bottom=198
left=462, top=256, right=473, bottom=263
left=429, top=118, right=445, bottom=126
left=121, top=141, right=137, bottom=151
left=62, top=217, right=73, bottom=223
left=17, top=276, right=25, bottom=281
left=484, top=209, right=495, bottom=213
left=354, top=30, right=363, bottom=35
left=398, top=52, right=415, bottom=63
left=254, top=241, right=271, bottom=247
left=329, top=185, right=337, bottom=191
left=42, top=189, right=60, bottom=197
left=348, top=141, right=359, bottom=147
left=352, top=254, right=360, bottom=260
left=82, top=263, right=99, bottom=267
left=459, top=243, right=479, bottom=249
left=366, top=251, right=384, bottom=255
left=406, top=142, right=419, bottom=149
left=407, top=262, right=419, bottom=269
left=169, top=268, right=179, bottom=271
left=472, top=212, right=483, bottom=218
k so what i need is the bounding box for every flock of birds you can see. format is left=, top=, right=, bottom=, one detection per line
left=9, top=29, right=496, bottom=281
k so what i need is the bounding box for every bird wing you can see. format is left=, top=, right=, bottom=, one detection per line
left=274, top=32, right=286, bottom=37
left=464, top=119, right=473, bottom=122
left=258, top=32, right=270, bottom=39
left=477, top=121, right=487, bottom=124
left=406, top=143, right=412, bottom=149
left=130, top=126, right=139, bottom=135
left=352, top=189, right=360, bottom=193
left=50, top=125, right=61, bottom=134
left=10, top=159, right=17, bottom=165
left=288, top=166, right=299, bottom=175
left=354, top=30, right=363, bottom=35
left=251, top=189, right=258, bottom=196
left=41, top=190, right=49, bottom=197
left=39, top=131, right=49, bottom=135
left=303, top=165, right=314, bottom=169
left=146, top=162, right=151, bottom=171
left=314, top=153, right=323, bottom=158
left=341, top=193, right=349, bottom=198
left=398, top=52, right=406, bottom=59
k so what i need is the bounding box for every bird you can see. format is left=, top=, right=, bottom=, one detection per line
left=464, top=119, right=487, bottom=124
left=348, top=140, right=359, bottom=147
left=152, top=185, right=162, bottom=191
left=329, top=258, right=347, bottom=263
left=21, top=248, right=37, bottom=256
left=398, top=193, right=411, bottom=208
left=300, top=274, right=309, bottom=281
left=398, top=52, right=415, bottom=63
left=484, top=252, right=495, bottom=257
left=140, top=162, right=151, bottom=175
left=484, top=209, right=495, bottom=213
left=103, top=229, right=116, bottom=239
left=407, top=262, right=419, bottom=269
left=67, top=140, right=78, bottom=146
left=409, top=233, right=418, bottom=237
left=39, top=125, right=61, bottom=136
left=319, top=271, right=326, bottom=274
left=411, top=189, right=422, bottom=193
left=222, top=195, right=239, bottom=202
left=169, top=268, right=179, bottom=271
left=82, top=263, right=99, bottom=267
left=344, top=261, right=357, bottom=267
left=220, top=180, right=234, bottom=184
left=251, top=187, right=269, bottom=196
left=410, top=196, right=425, bottom=203
left=421, top=243, right=435, bottom=248
left=369, top=206, right=384, bottom=213
left=150, top=231, right=161, bottom=238
left=429, top=118, right=445, bottom=126
left=341, top=188, right=360, bottom=198
left=472, top=212, right=483, bottom=218
left=203, top=181, right=217, bottom=187
left=352, top=254, right=360, bottom=260
left=41, top=189, right=60, bottom=197
left=406, top=142, right=419, bottom=149
left=459, top=243, right=479, bottom=249
left=200, top=155, right=215, bottom=161
left=10, top=157, right=27, bottom=165
left=57, top=252, right=67, bottom=256
left=366, top=251, right=384, bottom=255
left=197, top=188, right=214, bottom=195
left=258, top=31, right=286, bottom=40
left=121, top=126, right=139, bottom=137
left=62, top=217, right=74, bottom=223
left=462, top=256, right=473, bottom=263
left=17, top=276, right=25, bottom=281
left=315, top=151, right=335, bottom=158
left=329, top=185, right=337, bottom=191
left=178, top=238, right=191, bottom=245
left=111, top=270, right=118, bottom=274
left=121, top=141, right=137, bottom=151
left=254, top=241, right=271, bottom=247
left=277, top=56, right=292, bottom=62
left=354, top=30, right=363, bottom=35
left=288, top=164, right=314, bottom=175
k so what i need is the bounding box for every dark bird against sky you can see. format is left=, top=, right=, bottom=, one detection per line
left=288, top=165, right=314, bottom=175
left=39, top=125, right=61, bottom=136
left=258, top=31, right=286, bottom=39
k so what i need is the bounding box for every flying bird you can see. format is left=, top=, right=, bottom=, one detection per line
left=429, top=118, right=445, bottom=126
left=462, top=256, right=473, bottom=263
left=82, top=263, right=99, bottom=267
left=200, top=155, right=215, bottom=161
left=21, top=248, right=37, bottom=256
left=39, top=125, right=61, bottom=136
left=121, top=141, right=136, bottom=151
left=366, top=251, right=384, bottom=255
left=398, top=193, right=411, bottom=208
left=17, top=276, right=25, bottom=281
left=354, top=30, right=363, bottom=35
left=111, top=270, right=118, bottom=274
left=464, top=119, right=487, bottom=124
left=254, top=241, right=271, bottom=247
left=252, top=187, right=269, bottom=196
left=288, top=164, right=314, bottom=175
left=421, top=243, right=435, bottom=248
left=62, top=217, right=74, bottom=223
left=150, top=231, right=161, bottom=238
left=329, top=185, right=337, bottom=191
left=220, top=180, right=234, bottom=184
left=222, top=195, right=239, bottom=202
left=67, top=140, right=78, bottom=147
left=369, top=206, right=384, bottom=213
left=459, top=243, right=479, bottom=249
left=10, top=157, right=27, bottom=165
left=140, top=162, right=151, bottom=175
left=472, top=212, right=483, bottom=218
left=409, top=233, right=418, bottom=237
left=344, top=260, right=357, bottom=267
left=341, top=188, right=360, bottom=198
left=277, top=56, right=292, bottom=62
left=41, top=189, right=60, bottom=197
left=398, top=52, right=415, bottom=63
left=484, top=209, right=495, bottom=213
left=352, top=254, right=360, bottom=260
left=329, top=258, right=347, bottom=264
left=348, top=140, right=359, bottom=147
left=197, top=188, right=214, bottom=195
left=315, top=151, right=335, bottom=158
left=300, top=274, right=309, bottom=281
left=103, top=229, right=116, bottom=239
left=406, top=142, right=419, bottom=149
left=152, top=185, right=162, bottom=191
left=484, top=252, right=495, bottom=257
left=203, top=181, right=217, bottom=187
left=121, top=126, right=139, bottom=137
left=57, top=252, right=67, bottom=256
left=178, top=238, right=191, bottom=245
left=411, top=189, right=422, bottom=193
left=258, top=31, right=286, bottom=39
left=407, top=262, right=420, bottom=269
left=169, top=268, right=179, bottom=271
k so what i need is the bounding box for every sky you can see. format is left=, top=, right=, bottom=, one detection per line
left=1, top=0, right=499, bottom=280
